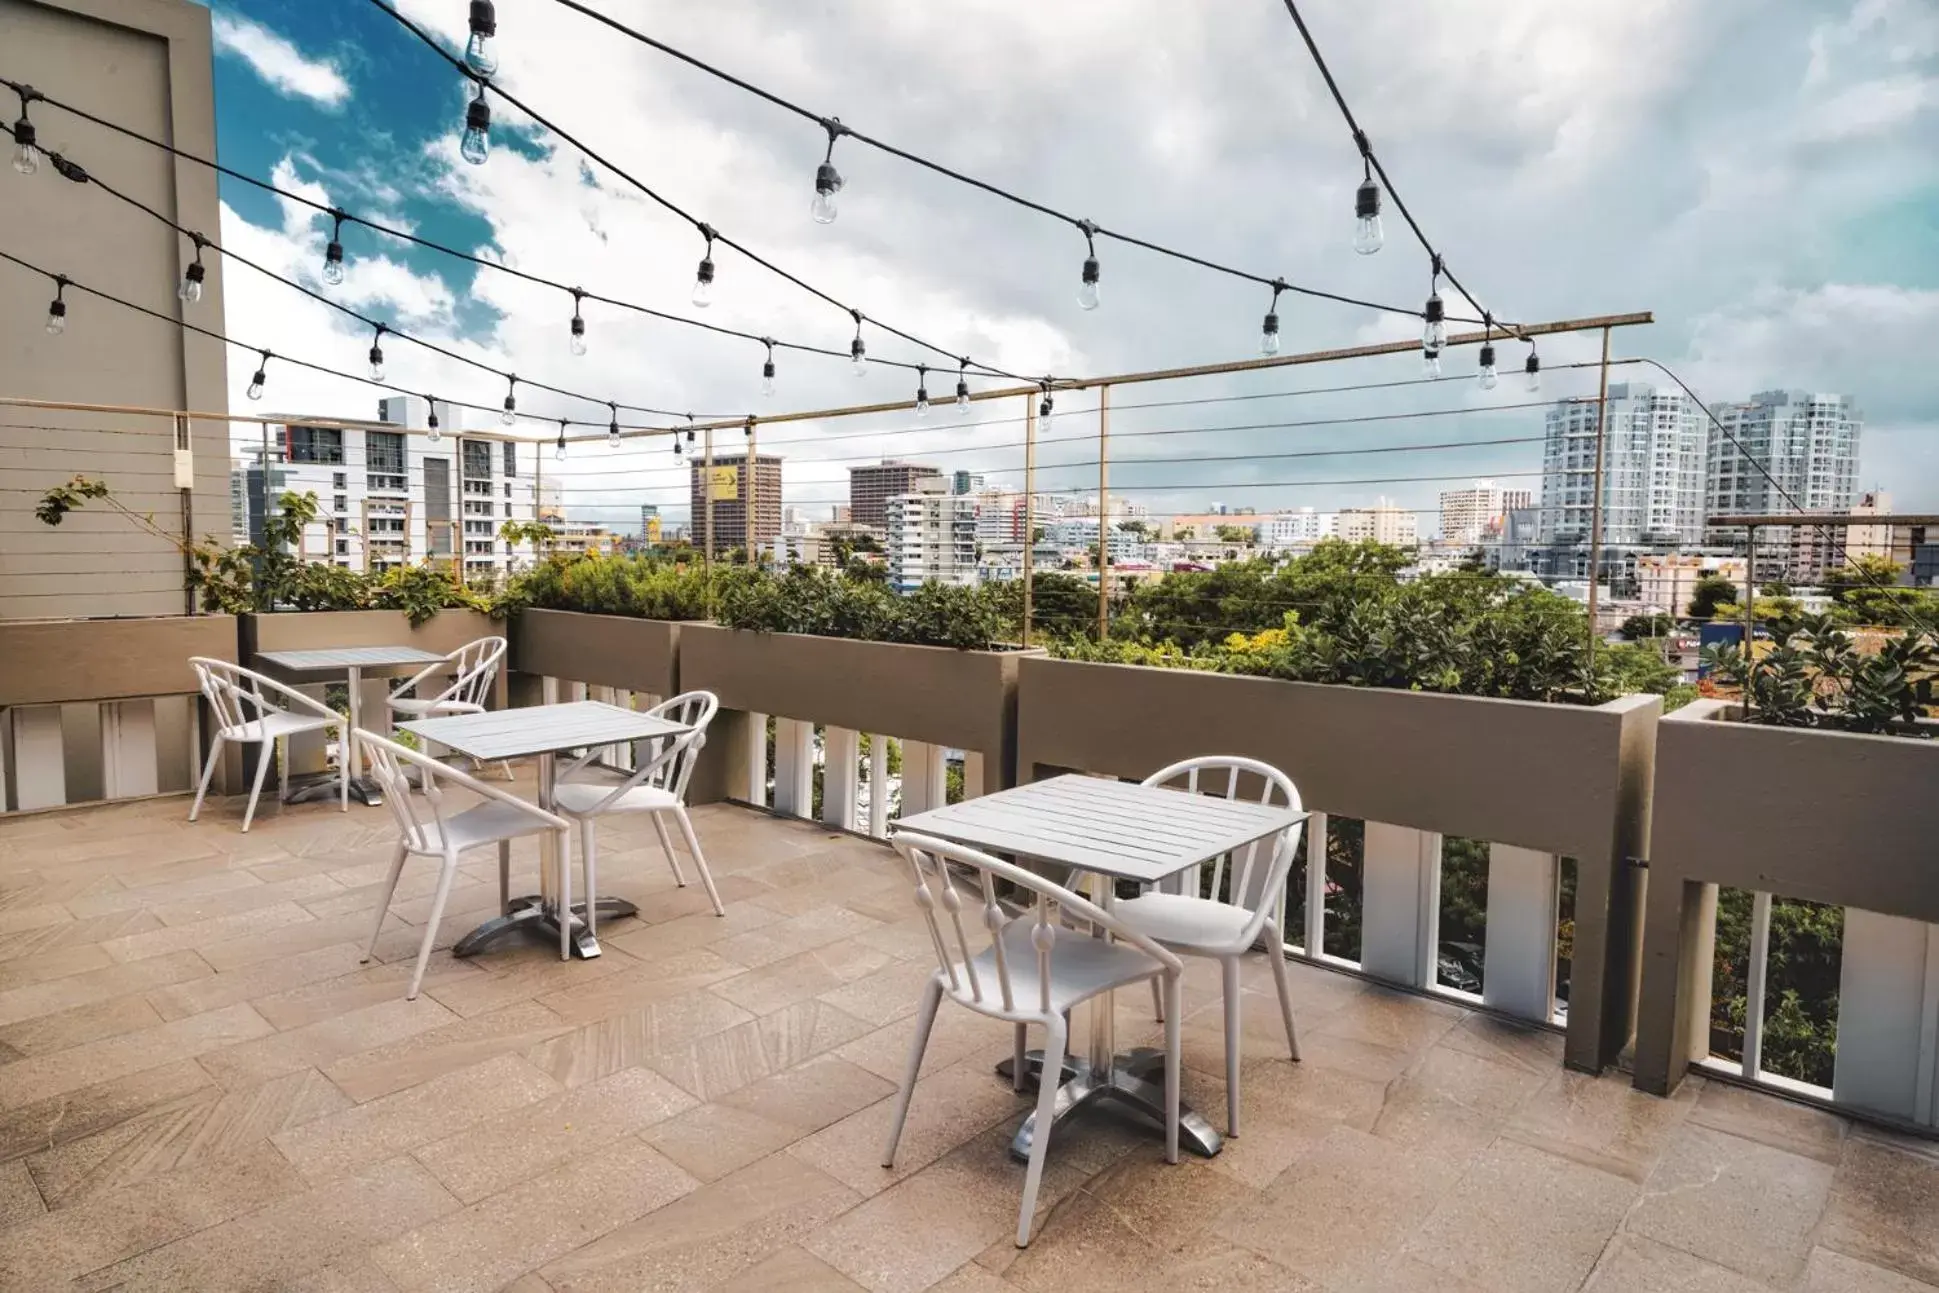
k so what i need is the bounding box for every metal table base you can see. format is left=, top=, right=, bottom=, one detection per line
left=284, top=772, right=386, bottom=807
left=452, top=893, right=638, bottom=960
left=996, top=1046, right=1223, bottom=1160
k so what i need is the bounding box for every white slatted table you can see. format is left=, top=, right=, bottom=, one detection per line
left=897, top=774, right=1307, bottom=1159
left=400, top=701, right=691, bottom=960
left=258, top=645, right=448, bottom=806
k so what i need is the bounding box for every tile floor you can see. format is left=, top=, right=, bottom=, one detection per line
left=1, top=776, right=1935, bottom=1291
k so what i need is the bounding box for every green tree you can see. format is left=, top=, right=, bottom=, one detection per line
left=1214, top=524, right=1254, bottom=545
left=1687, top=574, right=1740, bottom=620
left=1619, top=613, right=1675, bottom=641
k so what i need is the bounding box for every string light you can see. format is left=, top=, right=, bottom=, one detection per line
left=812, top=117, right=846, bottom=224
left=955, top=359, right=970, bottom=414
left=1477, top=317, right=1498, bottom=391
left=322, top=210, right=346, bottom=286
left=1075, top=220, right=1100, bottom=311
left=761, top=338, right=776, bottom=397
left=568, top=288, right=587, bottom=356
left=1261, top=280, right=1285, bottom=356
left=914, top=366, right=930, bottom=417
left=43, top=275, right=66, bottom=334
left=427, top=403, right=442, bottom=443
left=554, top=419, right=567, bottom=462
left=178, top=234, right=207, bottom=304
left=607, top=402, right=620, bottom=448
left=849, top=309, right=866, bottom=376
left=367, top=324, right=387, bottom=381
left=1525, top=346, right=1542, bottom=394
left=692, top=225, right=716, bottom=308
left=461, top=85, right=491, bottom=166
left=1352, top=130, right=1383, bottom=255
left=500, top=374, right=518, bottom=426
left=10, top=87, right=38, bottom=176
left=1038, top=381, right=1054, bottom=430
left=465, top=1, right=499, bottom=77
left=1422, top=255, right=1446, bottom=377
left=246, top=349, right=270, bottom=400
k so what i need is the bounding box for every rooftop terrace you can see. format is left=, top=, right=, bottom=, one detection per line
left=2, top=780, right=1935, bottom=1293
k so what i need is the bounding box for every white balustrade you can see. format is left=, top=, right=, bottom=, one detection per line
left=2, top=694, right=201, bottom=815
left=823, top=727, right=859, bottom=830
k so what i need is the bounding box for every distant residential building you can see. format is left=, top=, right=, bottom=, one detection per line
left=1488, top=505, right=1543, bottom=571
left=1336, top=499, right=1419, bottom=547
left=639, top=504, right=661, bottom=543
left=849, top=460, right=944, bottom=530
left=548, top=519, right=614, bottom=556
left=1260, top=509, right=1337, bottom=550
left=1636, top=554, right=1747, bottom=616
left=1044, top=516, right=1141, bottom=561
left=951, top=470, right=986, bottom=496
left=689, top=453, right=783, bottom=556
left=1440, top=480, right=1532, bottom=549
left=1539, top=384, right=1708, bottom=551
left=885, top=486, right=978, bottom=592
left=1706, top=391, right=1860, bottom=529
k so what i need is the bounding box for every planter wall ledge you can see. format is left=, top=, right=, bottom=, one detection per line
left=509, top=608, right=683, bottom=703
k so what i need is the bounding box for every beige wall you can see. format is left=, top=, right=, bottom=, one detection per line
left=0, top=0, right=226, bottom=620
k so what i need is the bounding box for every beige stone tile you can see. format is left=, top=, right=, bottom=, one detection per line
left=97, top=900, right=318, bottom=964
left=145, top=941, right=368, bottom=1022
left=198, top=995, right=458, bottom=1091
left=1686, top=1080, right=1849, bottom=1165
left=646, top=1056, right=894, bottom=1183
left=1820, top=1137, right=1939, bottom=1286
left=249, top=956, right=493, bottom=1032
left=275, top=1052, right=561, bottom=1182
left=0, top=948, right=208, bottom=1030
left=0, top=941, right=112, bottom=993
left=1803, top=1246, right=1939, bottom=1292
left=1505, top=1065, right=1703, bottom=1182
left=789, top=1056, right=1028, bottom=1198
left=0, top=1159, right=43, bottom=1230
left=63, top=868, right=261, bottom=920
left=1583, top=1235, right=1783, bottom=1292
left=202, top=907, right=414, bottom=972
left=0, top=902, right=76, bottom=936
left=0, top=991, right=163, bottom=1056
left=1627, top=1123, right=1835, bottom=1284
left=0, top=908, right=162, bottom=964
left=71, top=1155, right=460, bottom=1292
left=0, top=1139, right=306, bottom=1287
left=540, top=1151, right=860, bottom=1291
left=648, top=998, right=875, bottom=1101
left=602, top=901, right=787, bottom=964
left=0, top=1057, right=214, bottom=1161
left=1436, top=1011, right=1568, bottom=1076
left=1401, top=1137, right=1638, bottom=1290
left=525, top=991, right=750, bottom=1090
left=1368, top=1042, right=1546, bottom=1164
left=711, top=940, right=896, bottom=1017
left=1335, top=1254, right=1497, bottom=1292
left=282, top=1257, right=406, bottom=1292
left=533, top=948, right=743, bottom=1025
left=419, top=941, right=642, bottom=1018
left=816, top=957, right=940, bottom=1028
left=412, top=1066, right=697, bottom=1203
left=26, top=1067, right=349, bottom=1208
left=716, top=1244, right=867, bottom=1291
left=712, top=905, right=885, bottom=970
left=373, top=1138, right=697, bottom=1293
left=326, top=999, right=573, bottom=1102
left=150, top=872, right=346, bottom=927
left=0, top=1001, right=271, bottom=1110
left=1310, top=982, right=1467, bottom=1055
left=835, top=1001, right=1016, bottom=1084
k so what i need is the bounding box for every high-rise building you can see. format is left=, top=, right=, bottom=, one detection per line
left=1262, top=509, right=1337, bottom=550
left=639, top=504, right=661, bottom=543
left=689, top=453, right=783, bottom=556
left=1538, top=384, right=1708, bottom=551
left=885, top=485, right=978, bottom=592
left=849, top=460, right=944, bottom=530
left=1440, top=481, right=1532, bottom=548
left=1706, top=391, right=1862, bottom=580
left=1336, top=499, right=1419, bottom=547
left=951, top=470, right=986, bottom=496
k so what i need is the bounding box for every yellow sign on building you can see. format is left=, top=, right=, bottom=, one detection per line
left=644, top=516, right=662, bottom=543
left=707, top=465, right=740, bottom=501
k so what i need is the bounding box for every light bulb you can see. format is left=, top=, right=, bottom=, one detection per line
left=691, top=257, right=714, bottom=308
left=1525, top=353, right=1542, bottom=394
left=673, top=438, right=682, bottom=459
left=955, top=379, right=970, bottom=414
left=179, top=261, right=205, bottom=304
left=1076, top=257, right=1100, bottom=311
left=1422, top=348, right=1441, bottom=379
left=500, top=399, right=516, bottom=427
left=608, top=421, right=621, bottom=448
left=461, top=95, right=491, bottom=166
left=247, top=370, right=266, bottom=400
left=1038, top=395, right=1053, bottom=429
left=569, top=315, right=587, bottom=356
left=812, top=161, right=841, bottom=224
left=465, top=1, right=498, bottom=75
left=761, top=360, right=776, bottom=397
left=1260, top=312, right=1281, bottom=356
left=1478, top=342, right=1498, bottom=391
left=1422, top=292, right=1447, bottom=351
left=322, top=241, right=344, bottom=286
left=1354, top=178, right=1383, bottom=255
left=850, top=338, right=867, bottom=376
left=11, top=117, right=37, bottom=175
left=44, top=298, right=65, bottom=335
left=555, top=438, right=566, bottom=462
left=427, top=412, right=441, bottom=444
left=369, top=351, right=385, bottom=383
left=916, top=388, right=930, bottom=417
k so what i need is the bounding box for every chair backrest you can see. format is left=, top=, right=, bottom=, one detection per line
left=1142, top=757, right=1304, bottom=943
left=891, top=830, right=1180, bottom=1023
left=190, top=656, right=324, bottom=739
left=639, top=691, right=718, bottom=799
left=358, top=727, right=565, bottom=853
left=406, top=637, right=506, bottom=709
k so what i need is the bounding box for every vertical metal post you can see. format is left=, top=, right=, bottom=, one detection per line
left=177, top=415, right=194, bottom=615
left=745, top=417, right=758, bottom=565
left=1021, top=394, right=1037, bottom=648
left=703, top=426, right=716, bottom=608
left=1743, top=524, right=1757, bottom=714
left=1097, top=384, right=1111, bottom=641
left=1585, top=326, right=1613, bottom=670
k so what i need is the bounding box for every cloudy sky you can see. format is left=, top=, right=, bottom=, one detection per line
left=197, top=0, right=1938, bottom=533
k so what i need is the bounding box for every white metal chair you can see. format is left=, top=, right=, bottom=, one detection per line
left=550, top=691, right=724, bottom=937
left=188, top=657, right=347, bottom=833
left=883, top=831, right=1184, bottom=1248
left=386, top=636, right=511, bottom=781
left=1118, top=756, right=1304, bottom=1138
left=357, top=728, right=570, bottom=999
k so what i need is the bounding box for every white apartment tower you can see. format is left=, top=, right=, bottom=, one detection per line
left=1537, top=384, right=1707, bottom=549
left=1440, top=481, right=1532, bottom=548
left=885, top=486, right=979, bottom=593
left=1705, top=392, right=1861, bottom=567
left=1335, top=499, right=1418, bottom=547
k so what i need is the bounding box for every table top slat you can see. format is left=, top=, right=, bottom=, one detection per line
left=258, top=645, right=448, bottom=671
left=398, top=701, right=688, bottom=761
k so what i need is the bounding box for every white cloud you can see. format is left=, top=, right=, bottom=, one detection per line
left=212, top=13, right=351, bottom=108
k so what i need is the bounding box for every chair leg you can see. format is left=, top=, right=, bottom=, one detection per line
left=240, top=737, right=276, bottom=833
left=499, top=759, right=514, bottom=782
left=671, top=807, right=725, bottom=917
left=650, top=813, right=687, bottom=887
left=557, top=827, right=573, bottom=961
left=363, top=840, right=409, bottom=964
left=581, top=818, right=599, bottom=943
left=1262, top=920, right=1300, bottom=1062
left=408, top=852, right=461, bottom=1000
left=1150, top=975, right=1165, bottom=1023
left=189, top=734, right=224, bottom=823
left=497, top=839, right=511, bottom=916
left=1163, top=971, right=1182, bottom=1165
left=338, top=723, right=349, bottom=813
left=1017, top=1017, right=1068, bottom=1248
left=1222, top=954, right=1243, bottom=1138
left=277, top=736, right=289, bottom=805
left=1013, top=1022, right=1028, bottom=1093
left=882, top=976, right=944, bottom=1169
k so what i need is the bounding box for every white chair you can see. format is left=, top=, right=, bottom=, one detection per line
left=386, top=637, right=511, bottom=781
left=883, top=831, right=1184, bottom=1248
left=1118, top=756, right=1304, bottom=1139
left=357, top=729, right=570, bottom=999
left=550, top=691, right=725, bottom=938
left=188, top=657, right=348, bottom=833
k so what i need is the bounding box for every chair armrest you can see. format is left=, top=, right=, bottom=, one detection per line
left=246, top=673, right=339, bottom=721
left=387, top=660, right=447, bottom=702
left=429, top=757, right=572, bottom=832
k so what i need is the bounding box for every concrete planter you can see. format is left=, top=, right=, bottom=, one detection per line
left=509, top=608, right=682, bottom=701
left=1633, top=699, right=1939, bottom=1098
left=239, top=608, right=500, bottom=665
left=0, top=614, right=236, bottom=707
left=1015, top=655, right=1661, bottom=1071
